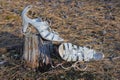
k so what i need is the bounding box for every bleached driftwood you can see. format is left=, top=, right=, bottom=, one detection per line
left=23, top=33, right=53, bottom=69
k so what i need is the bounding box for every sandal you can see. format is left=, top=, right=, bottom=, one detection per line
left=22, top=5, right=64, bottom=42
left=58, top=42, right=104, bottom=62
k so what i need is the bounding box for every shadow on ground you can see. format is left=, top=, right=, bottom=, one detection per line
left=0, top=32, right=23, bottom=59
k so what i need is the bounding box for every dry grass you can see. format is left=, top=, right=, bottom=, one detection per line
left=0, top=0, right=120, bottom=79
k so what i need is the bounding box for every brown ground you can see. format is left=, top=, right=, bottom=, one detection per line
left=0, top=0, right=120, bottom=80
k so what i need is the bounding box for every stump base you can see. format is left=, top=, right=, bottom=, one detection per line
left=23, top=33, right=53, bottom=69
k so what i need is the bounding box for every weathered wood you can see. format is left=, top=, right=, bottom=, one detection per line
left=23, top=33, right=53, bottom=69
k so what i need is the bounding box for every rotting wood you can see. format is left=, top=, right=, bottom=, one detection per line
left=23, top=33, right=54, bottom=69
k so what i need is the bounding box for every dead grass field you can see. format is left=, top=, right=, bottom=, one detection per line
left=0, top=0, right=120, bottom=80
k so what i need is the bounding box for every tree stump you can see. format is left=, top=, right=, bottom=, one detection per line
left=23, top=33, right=53, bottom=69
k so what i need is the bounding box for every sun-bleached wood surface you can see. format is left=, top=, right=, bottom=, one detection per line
left=23, top=33, right=54, bottom=69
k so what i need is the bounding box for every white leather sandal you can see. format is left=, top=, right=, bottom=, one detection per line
left=22, top=5, right=64, bottom=42
left=58, top=43, right=104, bottom=62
